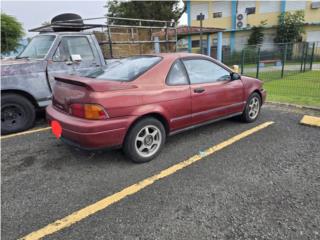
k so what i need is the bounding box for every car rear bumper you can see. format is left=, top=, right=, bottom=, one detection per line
left=46, top=104, right=136, bottom=149
left=261, top=89, right=267, bottom=104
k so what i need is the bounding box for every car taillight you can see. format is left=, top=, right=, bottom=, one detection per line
left=69, top=103, right=108, bottom=120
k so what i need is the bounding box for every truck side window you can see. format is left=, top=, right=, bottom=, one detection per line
left=53, top=42, right=69, bottom=62
left=53, top=36, right=95, bottom=62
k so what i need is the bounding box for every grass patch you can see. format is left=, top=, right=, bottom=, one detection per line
left=261, top=71, right=320, bottom=107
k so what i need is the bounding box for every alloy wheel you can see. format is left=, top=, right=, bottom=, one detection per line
left=248, top=96, right=260, bottom=120
left=135, top=125, right=162, bottom=158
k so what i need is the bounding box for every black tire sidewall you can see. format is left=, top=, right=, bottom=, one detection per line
left=242, top=93, right=261, bottom=123
left=1, top=94, right=36, bottom=134
left=123, top=118, right=166, bottom=163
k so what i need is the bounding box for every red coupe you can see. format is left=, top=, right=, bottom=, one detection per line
left=46, top=53, right=266, bottom=163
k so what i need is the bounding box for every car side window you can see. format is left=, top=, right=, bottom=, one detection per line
left=182, top=59, right=231, bottom=84
left=166, top=60, right=189, bottom=85
left=53, top=36, right=94, bottom=62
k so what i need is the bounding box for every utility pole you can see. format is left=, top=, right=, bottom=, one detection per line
left=197, top=13, right=205, bottom=54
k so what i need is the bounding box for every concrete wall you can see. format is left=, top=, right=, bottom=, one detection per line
left=190, top=0, right=320, bottom=30
left=188, top=0, right=320, bottom=53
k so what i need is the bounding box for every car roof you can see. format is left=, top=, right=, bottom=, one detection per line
left=116, top=53, right=213, bottom=62
left=156, top=52, right=209, bottom=59
left=152, top=53, right=232, bottom=72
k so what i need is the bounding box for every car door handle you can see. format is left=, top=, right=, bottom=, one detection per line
left=194, top=88, right=205, bottom=93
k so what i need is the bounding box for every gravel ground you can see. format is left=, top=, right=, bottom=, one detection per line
left=1, top=104, right=320, bottom=240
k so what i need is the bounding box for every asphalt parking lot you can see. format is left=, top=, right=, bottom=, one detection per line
left=1, top=104, right=320, bottom=240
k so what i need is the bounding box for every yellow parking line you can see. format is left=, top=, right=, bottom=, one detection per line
left=19, top=121, right=274, bottom=240
left=0, top=127, right=51, bottom=140
left=300, top=115, right=320, bottom=127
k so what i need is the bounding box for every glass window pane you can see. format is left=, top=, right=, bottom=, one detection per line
left=53, top=42, right=69, bottom=62
left=183, top=59, right=231, bottom=84
left=53, top=37, right=95, bottom=62
left=67, top=37, right=94, bottom=60
left=19, top=35, right=55, bottom=59
left=86, top=56, right=161, bottom=81
left=166, top=61, right=189, bottom=85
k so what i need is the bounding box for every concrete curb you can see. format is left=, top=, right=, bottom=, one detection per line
left=266, top=101, right=320, bottom=112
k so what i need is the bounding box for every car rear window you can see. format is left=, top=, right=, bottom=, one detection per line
left=86, top=56, right=162, bottom=81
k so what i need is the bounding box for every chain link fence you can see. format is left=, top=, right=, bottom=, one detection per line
left=222, top=42, right=320, bottom=107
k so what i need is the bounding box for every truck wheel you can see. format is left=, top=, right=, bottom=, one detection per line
left=1, top=93, right=36, bottom=135
left=123, top=117, right=166, bottom=163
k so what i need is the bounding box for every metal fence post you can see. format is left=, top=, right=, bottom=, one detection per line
left=256, top=47, right=261, bottom=79
left=310, top=42, right=315, bottom=70
left=241, top=49, right=245, bottom=74
left=165, top=23, right=168, bottom=52
left=303, top=42, right=309, bottom=72
left=281, top=43, right=287, bottom=78
left=300, top=42, right=305, bottom=73
left=107, top=27, right=113, bottom=58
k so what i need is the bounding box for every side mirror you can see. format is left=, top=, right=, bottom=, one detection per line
left=70, top=54, right=82, bottom=63
left=231, top=72, right=241, bottom=81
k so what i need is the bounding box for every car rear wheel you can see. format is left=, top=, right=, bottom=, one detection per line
left=241, top=92, right=261, bottom=123
left=1, top=93, right=36, bottom=135
left=123, top=117, right=166, bottom=163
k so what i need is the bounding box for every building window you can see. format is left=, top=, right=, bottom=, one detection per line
left=191, top=40, right=207, bottom=48
left=238, top=1, right=256, bottom=13
left=213, top=12, right=222, bottom=18
left=192, top=40, right=200, bottom=48
left=311, top=1, right=320, bottom=9
left=246, top=7, right=256, bottom=15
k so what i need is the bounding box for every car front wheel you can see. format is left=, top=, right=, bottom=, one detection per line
left=123, top=117, right=166, bottom=163
left=241, top=92, right=261, bottom=123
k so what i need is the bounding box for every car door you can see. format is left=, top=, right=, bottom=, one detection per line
left=182, top=58, right=245, bottom=125
left=164, top=60, right=192, bottom=131
left=47, top=35, right=102, bottom=88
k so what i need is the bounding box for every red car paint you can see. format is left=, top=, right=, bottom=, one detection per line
left=46, top=53, right=266, bottom=149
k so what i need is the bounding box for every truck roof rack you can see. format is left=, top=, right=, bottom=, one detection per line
left=29, top=15, right=177, bottom=58
left=29, top=16, right=176, bottom=32
left=29, top=23, right=106, bottom=32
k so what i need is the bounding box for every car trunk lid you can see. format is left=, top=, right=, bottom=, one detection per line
left=52, top=75, right=137, bottom=113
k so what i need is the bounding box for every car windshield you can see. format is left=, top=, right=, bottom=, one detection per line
left=18, top=35, right=56, bottom=59
left=86, top=56, right=162, bottom=81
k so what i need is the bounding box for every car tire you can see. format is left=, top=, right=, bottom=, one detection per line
left=241, top=92, right=261, bottom=123
left=123, top=117, right=166, bottom=163
left=1, top=93, right=36, bottom=135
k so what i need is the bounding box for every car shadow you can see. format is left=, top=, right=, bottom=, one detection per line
left=39, top=116, right=250, bottom=172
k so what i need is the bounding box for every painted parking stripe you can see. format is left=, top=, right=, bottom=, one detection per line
left=0, top=127, right=51, bottom=140
left=19, top=121, right=274, bottom=240
left=300, top=115, right=320, bottom=127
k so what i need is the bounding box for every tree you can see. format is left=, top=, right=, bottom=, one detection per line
left=105, top=1, right=185, bottom=24
left=1, top=12, right=24, bottom=54
left=274, top=11, right=305, bottom=43
left=247, top=20, right=267, bottom=45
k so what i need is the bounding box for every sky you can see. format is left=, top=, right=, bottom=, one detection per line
left=1, top=0, right=187, bottom=37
